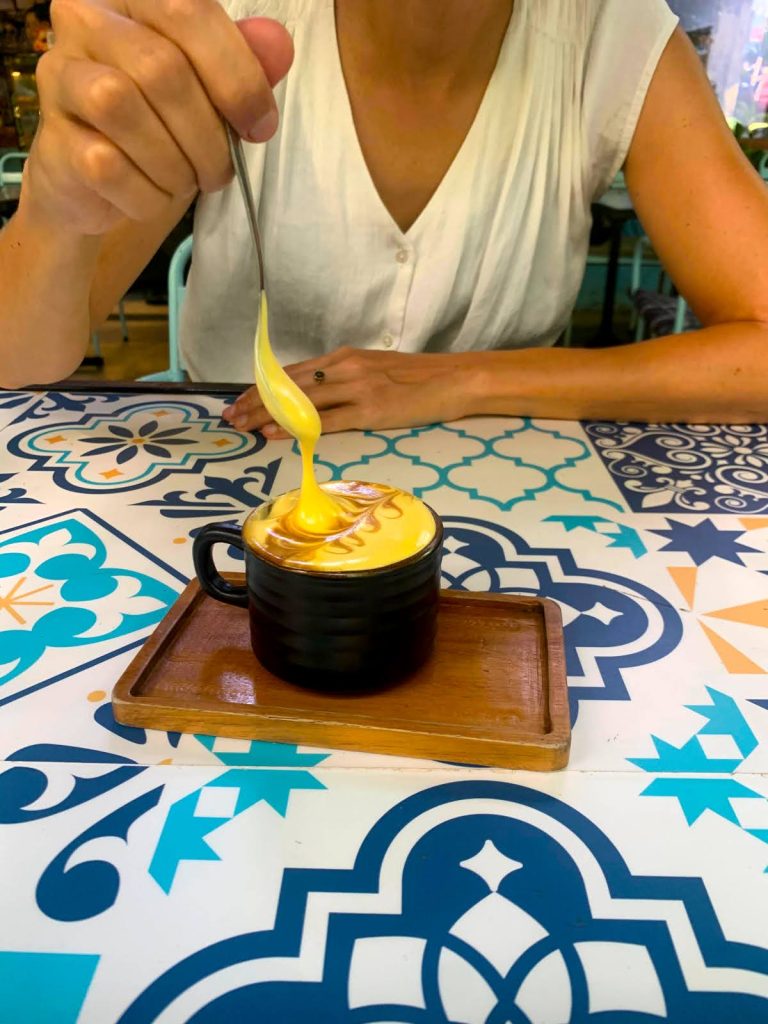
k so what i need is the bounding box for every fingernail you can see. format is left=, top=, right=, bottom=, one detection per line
left=262, top=423, right=276, bottom=436
left=247, top=108, right=278, bottom=143
left=235, top=416, right=248, bottom=429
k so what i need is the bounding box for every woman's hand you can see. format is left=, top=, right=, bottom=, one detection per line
left=22, top=0, right=293, bottom=236
left=222, top=347, right=482, bottom=435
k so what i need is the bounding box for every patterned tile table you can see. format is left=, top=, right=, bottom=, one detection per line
left=1, top=388, right=768, bottom=1023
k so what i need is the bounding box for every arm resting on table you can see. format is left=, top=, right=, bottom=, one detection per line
left=467, top=322, right=768, bottom=424
left=469, top=29, right=768, bottom=424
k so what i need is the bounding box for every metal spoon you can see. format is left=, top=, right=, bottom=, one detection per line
left=225, top=123, right=266, bottom=293
left=224, top=122, right=328, bottom=498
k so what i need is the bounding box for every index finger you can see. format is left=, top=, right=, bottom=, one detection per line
left=117, top=0, right=293, bottom=140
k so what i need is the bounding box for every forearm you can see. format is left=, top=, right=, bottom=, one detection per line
left=467, top=321, right=768, bottom=423
left=88, top=195, right=194, bottom=328
left=0, top=191, right=192, bottom=391
left=0, top=198, right=100, bottom=389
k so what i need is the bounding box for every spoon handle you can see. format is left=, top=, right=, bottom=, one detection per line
left=225, top=123, right=266, bottom=293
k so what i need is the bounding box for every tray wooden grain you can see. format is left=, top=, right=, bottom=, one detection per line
left=113, top=579, right=570, bottom=770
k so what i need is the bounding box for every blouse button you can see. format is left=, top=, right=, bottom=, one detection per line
left=382, top=333, right=394, bottom=348
left=395, top=248, right=410, bottom=264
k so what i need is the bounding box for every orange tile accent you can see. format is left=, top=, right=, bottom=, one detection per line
left=46, top=435, right=65, bottom=444
left=158, top=758, right=173, bottom=765
left=100, top=469, right=123, bottom=480
left=704, top=599, right=768, bottom=629
left=700, top=623, right=765, bottom=674
left=173, top=537, right=188, bottom=545
left=213, top=438, right=232, bottom=447
left=0, top=576, right=55, bottom=625
left=88, top=690, right=107, bottom=703
left=667, top=567, right=698, bottom=609
left=739, top=518, right=768, bottom=531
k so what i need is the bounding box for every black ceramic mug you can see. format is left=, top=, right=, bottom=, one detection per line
left=192, top=505, right=443, bottom=691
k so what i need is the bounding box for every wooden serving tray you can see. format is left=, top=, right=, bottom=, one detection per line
left=112, top=579, right=570, bottom=770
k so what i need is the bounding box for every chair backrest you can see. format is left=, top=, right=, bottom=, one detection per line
left=759, top=151, right=768, bottom=182
left=167, top=234, right=193, bottom=378
left=138, top=233, right=192, bottom=383
left=0, top=150, right=28, bottom=186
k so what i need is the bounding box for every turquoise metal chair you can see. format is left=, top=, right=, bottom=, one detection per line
left=760, top=151, right=768, bottom=182
left=0, top=151, right=28, bottom=186
left=139, top=234, right=193, bottom=382
left=0, top=151, right=28, bottom=227
left=90, top=298, right=129, bottom=362
left=630, top=236, right=694, bottom=340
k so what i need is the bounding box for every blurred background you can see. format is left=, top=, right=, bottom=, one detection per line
left=669, top=0, right=768, bottom=129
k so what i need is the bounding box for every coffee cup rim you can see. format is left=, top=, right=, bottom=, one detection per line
left=243, top=503, right=443, bottom=578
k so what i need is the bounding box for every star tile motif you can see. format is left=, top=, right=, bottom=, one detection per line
left=443, top=536, right=465, bottom=555
left=459, top=840, right=522, bottom=893
left=651, top=518, right=759, bottom=567
left=583, top=602, right=623, bottom=626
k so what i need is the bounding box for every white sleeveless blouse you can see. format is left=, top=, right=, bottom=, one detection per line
left=181, top=0, right=678, bottom=381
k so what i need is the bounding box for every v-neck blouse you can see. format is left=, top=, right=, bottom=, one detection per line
left=181, top=0, right=678, bottom=381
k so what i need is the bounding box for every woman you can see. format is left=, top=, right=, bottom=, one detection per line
left=1, top=0, right=767, bottom=435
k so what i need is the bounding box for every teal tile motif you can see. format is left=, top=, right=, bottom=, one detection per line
left=149, top=741, right=329, bottom=894
left=0, top=509, right=184, bottom=703
left=310, top=420, right=623, bottom=512
left=629, top=688, right=758, bottom=772
left=641, top=778, right=763, bottom=827
left=7, top=401, right=260, bottom=494
left=630, top=688, right=768, bottom=866
left=545, top=515, right=648, bottom=558
left=0, top=951, right=99, bottom=1024
left=149, top=767, right=326, bottom=894
left=193, top=735, right=328, bottom=768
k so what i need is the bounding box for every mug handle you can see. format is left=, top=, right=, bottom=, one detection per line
left=192, top=524, right=249, bottom=608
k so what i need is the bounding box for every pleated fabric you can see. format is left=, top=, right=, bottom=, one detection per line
left=183, top=0, right=678, bottom=381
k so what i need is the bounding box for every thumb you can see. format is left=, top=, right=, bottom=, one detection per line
left=236, top=16, right=294, bottom=87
